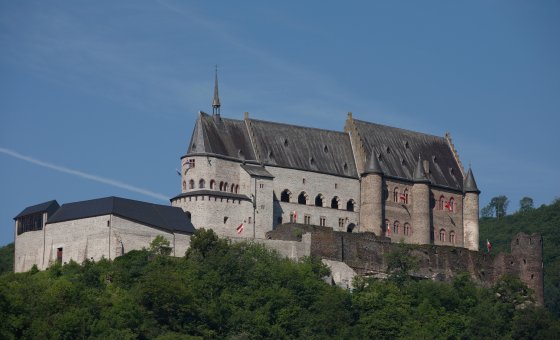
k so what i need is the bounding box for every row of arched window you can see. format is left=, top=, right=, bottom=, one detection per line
left=384, top=219, right=412, bottom=236
left=436, top=196, right=455, bottom=213
left=279, top=189, right=356, bottom=212
left=391, top=188, right=409, bottom=204
left=437, top=229, right=456, bottom=244
left=183, top=179, right=239, bottom=194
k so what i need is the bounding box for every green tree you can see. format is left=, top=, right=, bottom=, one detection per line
left=519, top=196, right=534, bottom=213
left=149, top=235, right=172, bottom=256
left=385, top=244, right=418, bottom=285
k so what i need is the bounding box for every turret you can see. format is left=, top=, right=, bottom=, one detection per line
left=411, top=156, right=431, bottom=244
left=463, top=168, right=480, bottom=251
left=360, top=151, right=384, bottom=235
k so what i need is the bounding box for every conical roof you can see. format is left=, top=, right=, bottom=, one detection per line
left=413, top=155, right=430, bottom=183
left=212, top=68, right=221, bottom=109
left=363, top=151, right=383, bottom=175
left=463, top=168, right=480, bottom=193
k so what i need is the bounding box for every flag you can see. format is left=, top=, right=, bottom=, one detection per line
left=387, top=226, right=391, bottom=236
left=445, top=201, right=452, bottom=211
left=399, top=194, right=407, bottom=201
left=486, top=239, right=492, bottom=252
left=236, top=223, right=244, bottom=234
left=293, top=211, right=297, bottom=222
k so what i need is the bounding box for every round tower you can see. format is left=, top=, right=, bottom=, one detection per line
left=360, top=151, right=384, bottom=235
left=463, top=168, right=480, bottom=251
left=411, top=156, right=431, bottom=244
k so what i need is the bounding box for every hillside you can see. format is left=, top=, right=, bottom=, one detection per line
left=1, top=229, right=559, bottom=339
left=480, top=199, right=560, bottom=316
left=0, top=243, right=13, bottom=274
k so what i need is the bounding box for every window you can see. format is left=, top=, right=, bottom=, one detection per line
left=302, top=178, right=306, bottom=184
left=331, top=196, right=339, bottom=209
left=449, top=197, right=455, bottom=213
left=347, top=223, right=356, bottom=233
left=315, top=194, right=324, bottom=207
left=320, top=217, right=326, bottom=227
left=385, top=219, right=390, bottom=236
left=182, top=181, right=186, bottom=191
left=393, top=221, right=400, bottom=235
left=210, top=180, right=216, bottom=190
left=186, top=158, right=195, bottom=169
left=393, top=187, right=399, bottom=203
left=248, top=217, right=252, bottom=224
left=449, top=231, right=455, bottom=244
left=304, top=215, right=311, bottom=224
left=259, top=183, right=264, bottom=189
left=346, top=199, right=355, bottom=212
left=199, top=179, right=206, bottom=188
left=281, top=189, right=291, bottom=202
left=235, top=185, right=239, bottom=193
left=298, top=192, right=307, bottom=205
left=439, top=229, right=446, bottom=242
left=438, top=195, right=445, bottom=210
left=402, top=189, right=409, bottom=204
left=219, top=181, right=224, bottom=191
left=404, top=223, right=411, bottom=236
left=57, top=247, right=63, bottom=263
left=290, top=212, right=295, bottom=223
left=335, top=183, right=338, bottom=189
left=338, top=218, right=345, bottom=229
left=224, top=182, right=228, bottom=192
left=186, top=211, right=191, bottom=221
left=189, top=180, right=195, bottom=190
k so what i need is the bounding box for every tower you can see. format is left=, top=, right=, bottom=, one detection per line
left=463, top=168, right=480, bottom=251
left=411, top=156, right=431, bottom=244
left=212, top=66, right=221, bottom=116
left=360, top=151, right=384, bottom=235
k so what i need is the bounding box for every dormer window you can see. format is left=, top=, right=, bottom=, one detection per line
left=324, top=145, right=329, bottom=153
left=283, top=138, right=289, bottom=147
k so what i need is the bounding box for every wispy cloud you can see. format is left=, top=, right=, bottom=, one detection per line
left=0, top=147, right=169, bottom=202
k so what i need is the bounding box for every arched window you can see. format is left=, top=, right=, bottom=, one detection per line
left=189, top=180, right=195, bottom=190
left=230, top=183, right=235, bottom=193
left=439, top=229, right=446, bottom=242
left=393, top=221, right=400, bottom=235
left=449, top=197, right=455, bottom=213
left=449, top=231, right=455, bottom=244
left=347, top=223, right=356, bottom=233
left=235, top=185, right=239, bottom=194
left=210, top=180, right=216, bottom=190
left=439, top=195, right=445, bottom=210
left=402, top=189, right=409, bottom=204
left=219, top=181, right=224, bottom=191
left=199, top=179, right=206, bottom=189
left=404, top=223, right=411, bottom=236
left=281, top=189, right=291, bottom=202
left=385, top=219, right=390, bottom=236
left=331, top=196, right=339, bottom=209
left=224, top=182, right=228, bottom=192
left=346, top=199, right=355, bottom=212
left=315, top=194, right=324, bottom=207
left=393, top=187, right=399, bottom=203
left=298, top=192, right=307, bottom=205
left=182, top=181, right=186, bottom=191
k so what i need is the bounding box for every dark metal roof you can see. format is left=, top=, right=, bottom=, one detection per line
left=353, top=119, right=463, bottom=190
left=14, top=200, right=60, bottom=219
left=363, top=151, right=383, bottom=175
left=247, top=119, right=358, bottom=177
left=463, top=168, right=480, bottom=193
left=241, top=164, right=274, bottom=178
left=171, top=190, right=251, bottom=202
left=186, top=112, right=256, bottom=161
left=413, top=156, right=430, bottom=183
left=47, top=196, right=195, bottom=234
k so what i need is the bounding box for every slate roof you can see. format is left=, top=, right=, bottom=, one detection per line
left=463, top=168, right=480, bottom=193
left=241, top=164, right=274, bottom=178
left=247, top=119, right=358, bottom=177
left=353, top=119, right=463, bottom=190
left=187, top=112, right=256, bottom=161
left=14, top=200, right=60, bottom=219
left=47, top=196, right=195, bottom=233
left=171, top=190, right=251, bottom=202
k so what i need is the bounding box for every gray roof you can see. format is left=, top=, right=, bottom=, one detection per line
left=241, top=164, right=274, bottom=178
left=247, top=119, right=358, bottom=177
left=187, top=112, right=256, bottom=161
left=363, top=151, right=383, bottom=175
left=463, top=168, right=480, bottom=193
left=171, top=190, right=251, bottom=202
left=14, top=200, right=60, bottom=219
left=413, top=156, right=430, bottom=183
left=48, top=196, right=195, bottom=234
left=353, top=119, right=463, bottom=189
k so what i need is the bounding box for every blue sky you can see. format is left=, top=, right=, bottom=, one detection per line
left=1, top=1, right=559, bottom=246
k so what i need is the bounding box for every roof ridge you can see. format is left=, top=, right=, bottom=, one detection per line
left=353, top=118, right=446, bottom=140
left=248, top=118, right=348, bottom=135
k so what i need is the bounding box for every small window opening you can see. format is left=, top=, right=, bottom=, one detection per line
left=57, top=247, right=63, bottom=263
left=284, top=138, right=289, bottom=147
left=331, top=196, right=339, bottom=209
left=298, top=192, right=307, bottom=205
left=315, top=194, right=323, bottom=207
left=324, top=145, right=329, bottom=153
left=346, top=199, right=355, bottom=212
left=223, top=216, right=228, bottom=224
left=281, top=189, right=291, bottom=202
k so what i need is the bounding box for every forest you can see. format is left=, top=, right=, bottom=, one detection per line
left=1, top=227, right=559, bottom=339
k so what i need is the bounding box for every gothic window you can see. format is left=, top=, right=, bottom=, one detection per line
left=331, top=196, right=339, bottom=209
left=385, top=219, right=390, bottom=236
left=393, top=187, right=399, bottom=203
left=449, top=197, right=455, bottom=213
left=449, top=231, right=455, bottom=244
left=315, top=194, right=324, bottom=207
left=393, top=221, right=400, bottom=235
left=298, top=192, right=308, bottom=205
left=402, top=189, right=409, bottom=204
left=224, top=182, right=228, bottom=192
left=439, top=229, right=446, bottom=242
left=320, top=216, right=326, bottom=227
left=199, top=179, right=206, bottom=189
left=210, top=180, right=216, bottom=190
left=439, top=195, right=445, bottom=210
left=235, top=185, right=239, bottom=193
left=404, top=223, right=411, bottom=236
left=182, top=181, right=186, bottom=191
left=304, top=215, right=311, bottom=224
left=230, top=183, right=235, bottom=193
left=281, top=189, right=291, bottom=202
left=189, top=180, right=195, bottom=190
left=338, top=218, right=345, bottom=229
left=346, top=199, right=355, bottom=212
left=219, top=181, right=224, bottom=191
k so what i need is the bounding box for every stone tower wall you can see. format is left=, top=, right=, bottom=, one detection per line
left=359, top=174, right=383, bottom=234
left=463, top=192, right=479, bottom=251
left=411, top=182, right=431, bottom=244
left=510, top=233, right=544, bottom=304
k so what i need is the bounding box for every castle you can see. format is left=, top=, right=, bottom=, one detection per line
left=171, top=71, right=480, bottom=251
left=12, top=72, right=544, bottom=304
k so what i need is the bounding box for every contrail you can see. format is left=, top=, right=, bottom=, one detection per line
left=0, top=147, right=169, bottom=202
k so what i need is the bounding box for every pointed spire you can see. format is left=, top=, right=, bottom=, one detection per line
left=363, top=150, right=383, bottom=175
left=413, top=155, right=430, bottom=183
left=463, top=168, right=480, bottom=193
left=212, top=65, right=221, bottom=115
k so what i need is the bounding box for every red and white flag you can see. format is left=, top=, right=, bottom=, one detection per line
left=400, top=194, right=407, bottom=202
left=236, top=223, right=244, bottom=234
left=387, top=226, right=391, bottom=237
left=445, top=201, right=451, bottom=210
left=486, top=239, right=492, bottom=252
left=293, top=211, right=297, bottom=222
